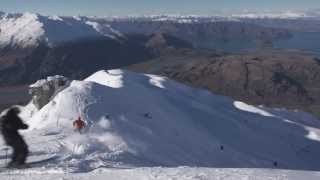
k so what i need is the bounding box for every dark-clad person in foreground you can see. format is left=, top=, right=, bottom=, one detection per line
left=0, top=107, right=29, bottom=168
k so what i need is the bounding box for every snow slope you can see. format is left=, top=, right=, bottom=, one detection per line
left=0, top=12, right=118, bottom=48
left=0, top=12, right=45, bottom=48
left=1, top=167, right=320, bottom=180
left=0, top=69, right=320, bottom=178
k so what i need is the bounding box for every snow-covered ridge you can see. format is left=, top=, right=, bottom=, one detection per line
left=0, top=12, right=119, bottom=48
left=227, top=10, right=320, bottom=19
left=5, top=69, right=318, bottom=172
left=94, top=9, right=320, bottom=21
left=231, top=11, right=308, bottom=19
left=0, top=12, right=45, bottom=48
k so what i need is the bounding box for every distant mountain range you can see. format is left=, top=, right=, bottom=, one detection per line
left=0, top=11, right=294, bottom=49
left=0, top=11, right=320, bottom=117
left=2, top=11, right=320, bottom=52
left=0, top=11, right=293, bottom=85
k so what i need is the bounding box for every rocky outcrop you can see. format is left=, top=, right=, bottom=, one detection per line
left=29, top=75, right=70, bottom=109
left=146, top=33, right=193, bottom=49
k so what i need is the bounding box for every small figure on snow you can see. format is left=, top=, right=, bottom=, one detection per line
left=273, top=161, right=278, bottom=167
left=144, top=113, right=152, bottom=119
left=0, top=107, right=29, bottom=168
left=220, top=145, right=224, bottom=151
left=73, top=116, right=86, bottom=134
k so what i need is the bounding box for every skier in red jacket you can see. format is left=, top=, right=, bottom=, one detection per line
left=73, top=116, right=86, bottom=134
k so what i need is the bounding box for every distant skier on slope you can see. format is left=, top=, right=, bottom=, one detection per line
left=0, top=107, right=29, bottom=168
left=73, top=116, right=86, bottom=134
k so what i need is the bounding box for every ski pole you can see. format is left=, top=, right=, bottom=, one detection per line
left=5, top=147, right=8, bottom=165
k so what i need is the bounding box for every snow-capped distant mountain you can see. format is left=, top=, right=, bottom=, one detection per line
left=102, top=10, right=320, bottom=22
left=137, top=15, right=238, bottom=23
left=228, top=9, right=320, bottom=20
left=0, top=12, right=120, bottom=48
left=0, top=12, right=45, bottom=48
left=1, top=10, right=306, bottom=49
left=231, top=11, right=308, bottom=19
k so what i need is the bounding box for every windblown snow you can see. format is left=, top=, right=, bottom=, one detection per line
left=1, top=69, right=320, bottom=179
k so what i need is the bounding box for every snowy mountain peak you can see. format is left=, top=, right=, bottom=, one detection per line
left=85, top=69, right=126, bottom=88
left=48, top=15, right=63, bottom=21
left=0, top=12, right=45, bottom=48
left=0, top=12, right=119, bottom=48
left=73, top=15, right=82, bottom=21
left=15, top=69, right=320, bottom=171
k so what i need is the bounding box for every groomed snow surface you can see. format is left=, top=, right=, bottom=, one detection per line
left=1, top=69, right=320, bottom=179
left=1, top=168, right=320, bottom=180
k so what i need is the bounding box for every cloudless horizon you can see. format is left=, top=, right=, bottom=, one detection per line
left=0, top=0, right=320, bottom=16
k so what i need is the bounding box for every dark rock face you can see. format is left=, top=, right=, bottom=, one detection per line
left=0, top=32, right=193, bottom=86
left=146, top=33, right=193, bottom=49
left=38, top=37, right=153, bottom=80
left=0, top=44, right=49, bottom=85
left=0, top=37, right=154, bottom=86
left=129, top=49, right=320, bottom=116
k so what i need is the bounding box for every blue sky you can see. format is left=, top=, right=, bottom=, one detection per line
left=1, top=0, right=320, bottom=16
